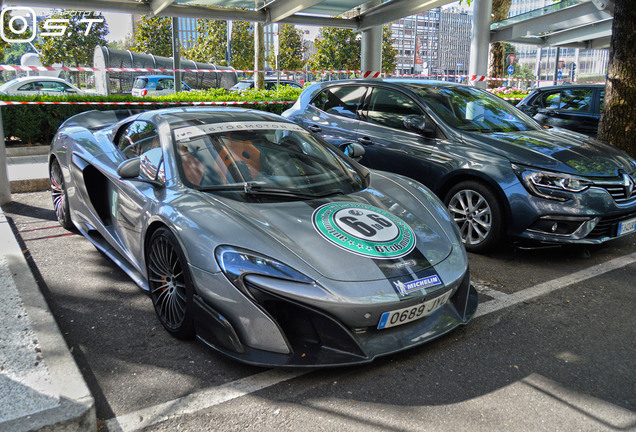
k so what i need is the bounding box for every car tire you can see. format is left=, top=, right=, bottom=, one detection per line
left=49, top=158, right=74, bottom=230
left=444, top=180, right=504, bottom=253
left=147, top=227, right=195, bottom=339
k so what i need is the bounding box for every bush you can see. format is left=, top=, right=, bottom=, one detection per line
left=490, top=86, right=530, bottom=100
left=1, top=87, right=302, bottom=145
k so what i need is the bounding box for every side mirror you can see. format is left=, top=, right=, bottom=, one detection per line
left=404, top=114, right=435, bottom=136
left=117, top=158, right=140, bottom=179
left=341, top=142, right=365, bottom=158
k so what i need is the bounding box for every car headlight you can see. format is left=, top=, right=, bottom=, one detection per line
left=512, top=163, right=591, bottom=202
left=215, top=246, right=313, bottom=289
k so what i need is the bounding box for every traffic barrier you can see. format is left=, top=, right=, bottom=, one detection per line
left=0, top=64, right=607, bottom=84
left=0, top=100, right=296, bottom=106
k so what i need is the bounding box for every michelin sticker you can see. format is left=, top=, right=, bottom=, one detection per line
left=312, top=202, right=416, bottom=259
left=393, top=275, right=442, bottom=296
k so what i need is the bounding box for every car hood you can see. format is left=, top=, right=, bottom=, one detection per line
left=195, top=174, right=454, bottom=283
left=464, top=129, right=635, bottom=177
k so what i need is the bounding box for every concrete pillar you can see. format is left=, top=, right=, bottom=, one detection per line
left=172, top=17, right=181, bottom=93
left=361, top=0, right=383, bottom=76
left=0, top=109, right=11, bottom=205
left=468, top=0, right=492, bottom=88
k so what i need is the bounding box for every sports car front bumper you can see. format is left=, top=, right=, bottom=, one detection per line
left=192, top=268, right=477, bottom=367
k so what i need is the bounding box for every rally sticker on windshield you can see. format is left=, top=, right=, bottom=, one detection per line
left=174, top=121, right=306, bottom=141
left=312, top=202, right=416, bottom=259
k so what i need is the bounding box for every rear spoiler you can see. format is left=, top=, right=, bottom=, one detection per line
left=60, top=109, right=147, bottom=130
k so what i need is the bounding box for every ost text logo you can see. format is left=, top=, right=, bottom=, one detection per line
left=1, top=7, right=104, bottom=43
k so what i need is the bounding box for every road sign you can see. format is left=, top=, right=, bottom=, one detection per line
left=557, top=70, right=563, bottom=79
left=508, top=65, right=514, bottom=75
left=508, top=55, right=517, bottom=66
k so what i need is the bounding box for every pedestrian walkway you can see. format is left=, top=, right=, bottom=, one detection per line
left=0, top=146, right=95, bottom=431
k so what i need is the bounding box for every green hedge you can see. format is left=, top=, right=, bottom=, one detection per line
left=1, top=86, right=303, bottom=145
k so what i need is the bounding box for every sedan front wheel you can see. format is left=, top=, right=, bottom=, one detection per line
left=444, top=181, right=504, bottom=253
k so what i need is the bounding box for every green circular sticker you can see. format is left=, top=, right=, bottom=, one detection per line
left=312, top=202, right=416, bottom=259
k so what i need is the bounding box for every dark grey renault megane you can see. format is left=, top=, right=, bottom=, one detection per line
left=283, top=79, right=636, bottom=253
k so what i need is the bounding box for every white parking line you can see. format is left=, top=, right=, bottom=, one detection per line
left=474, top=251, right=636, bottom=318
left=104, top=369, right=308, bottom=431
left=104, top=251, right=636, bottom=431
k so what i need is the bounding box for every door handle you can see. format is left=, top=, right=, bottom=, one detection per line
left=358, top=137, right=373, bottom=145
left=308, top=125, right=322, bottom=133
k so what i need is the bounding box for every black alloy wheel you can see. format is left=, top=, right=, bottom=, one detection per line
left=147, top=227, right=195, bottom=339
left=49, top=158, right=74, bottom=230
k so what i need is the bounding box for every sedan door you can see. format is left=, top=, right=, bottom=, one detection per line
left=534, top=87, right=600, bottom=136
left=356, top=86, right=455, bottom=192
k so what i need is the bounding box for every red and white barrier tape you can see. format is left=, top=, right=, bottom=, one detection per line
left=0, top=64, right=607, bottom=84
left=0, top=100, right=296, bottom=106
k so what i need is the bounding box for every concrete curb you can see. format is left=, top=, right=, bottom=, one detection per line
left=6, top=146, right=49, bottom=158
left=0, top=211, right=96, bottom=432
left=10, top=178, right=51, bottom=193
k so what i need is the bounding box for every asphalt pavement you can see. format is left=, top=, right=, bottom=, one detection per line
left=1, top=145, right=634, bottom=432
left=1, top=146, right=96, bottom=431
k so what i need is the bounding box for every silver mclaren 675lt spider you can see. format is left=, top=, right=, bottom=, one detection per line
left=49, top=107, right=477, bottom=366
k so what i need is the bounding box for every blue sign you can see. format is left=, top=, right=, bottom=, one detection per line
left=557, top=70, right=563, bottom=79
left=507, top=65, right=514, bottom=75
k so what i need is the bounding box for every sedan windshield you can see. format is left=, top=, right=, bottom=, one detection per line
left=172, top=121, right=366, bottom=198
left=408, top=84, right=542, bottom=133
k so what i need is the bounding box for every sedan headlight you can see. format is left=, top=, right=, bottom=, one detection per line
left=215, top=246, right=313, bottom=288
left=512, top=163, right=591, bottom=201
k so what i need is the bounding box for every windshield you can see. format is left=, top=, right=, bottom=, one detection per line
left=232, top=82, right=253, bottom=90
left=133, top=78, right=149, bottom=89
left=172, top=121, right=366, bottom=199
left=408, top=84, right=542, bottom=133
left=0, top=78, right=20, bottom=91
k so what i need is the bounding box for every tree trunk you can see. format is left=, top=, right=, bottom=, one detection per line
left=254, top=0, right=264, bottom=89
left=488, top=0, right=512, bottom=88
left=597, top=0, right=636, bottom=158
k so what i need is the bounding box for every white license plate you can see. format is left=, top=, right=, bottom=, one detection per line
left=618, top=217, right=636, bottom=236
left=377, top=290, right=452, bottom=330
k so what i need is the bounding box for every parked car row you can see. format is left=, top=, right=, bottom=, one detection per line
left=0, top=75, right=304, bottom=97
left=282, top=79, right=636, bottom=253
left=46, top=78, right=635, bottom=367
left=0, top=76, right=84, bottom=95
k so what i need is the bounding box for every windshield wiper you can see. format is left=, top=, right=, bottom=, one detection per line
left=198, top=182, right=343, bottom=199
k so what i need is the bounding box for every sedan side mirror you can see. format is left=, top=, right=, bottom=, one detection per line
left=341, top=142, right=365, bottom=158
left=404, top=114, right=435, bottom=136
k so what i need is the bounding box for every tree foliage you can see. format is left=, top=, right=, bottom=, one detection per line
left=183, top=19, right=227, bottom=64
left=0, top=10, right=19, bottom=60
left=309, top=27, right=360, bottom=72
left=381, top=25, right=398, bottom=74
left=131, top=15, right=173, bottom=57
left=35, top=11, right=108, bottom=67
left=232, top=21, right=255, bottom=71
left=267, top=24, right=307, bottom=71
left=309, top=25, right=396, bottom=74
